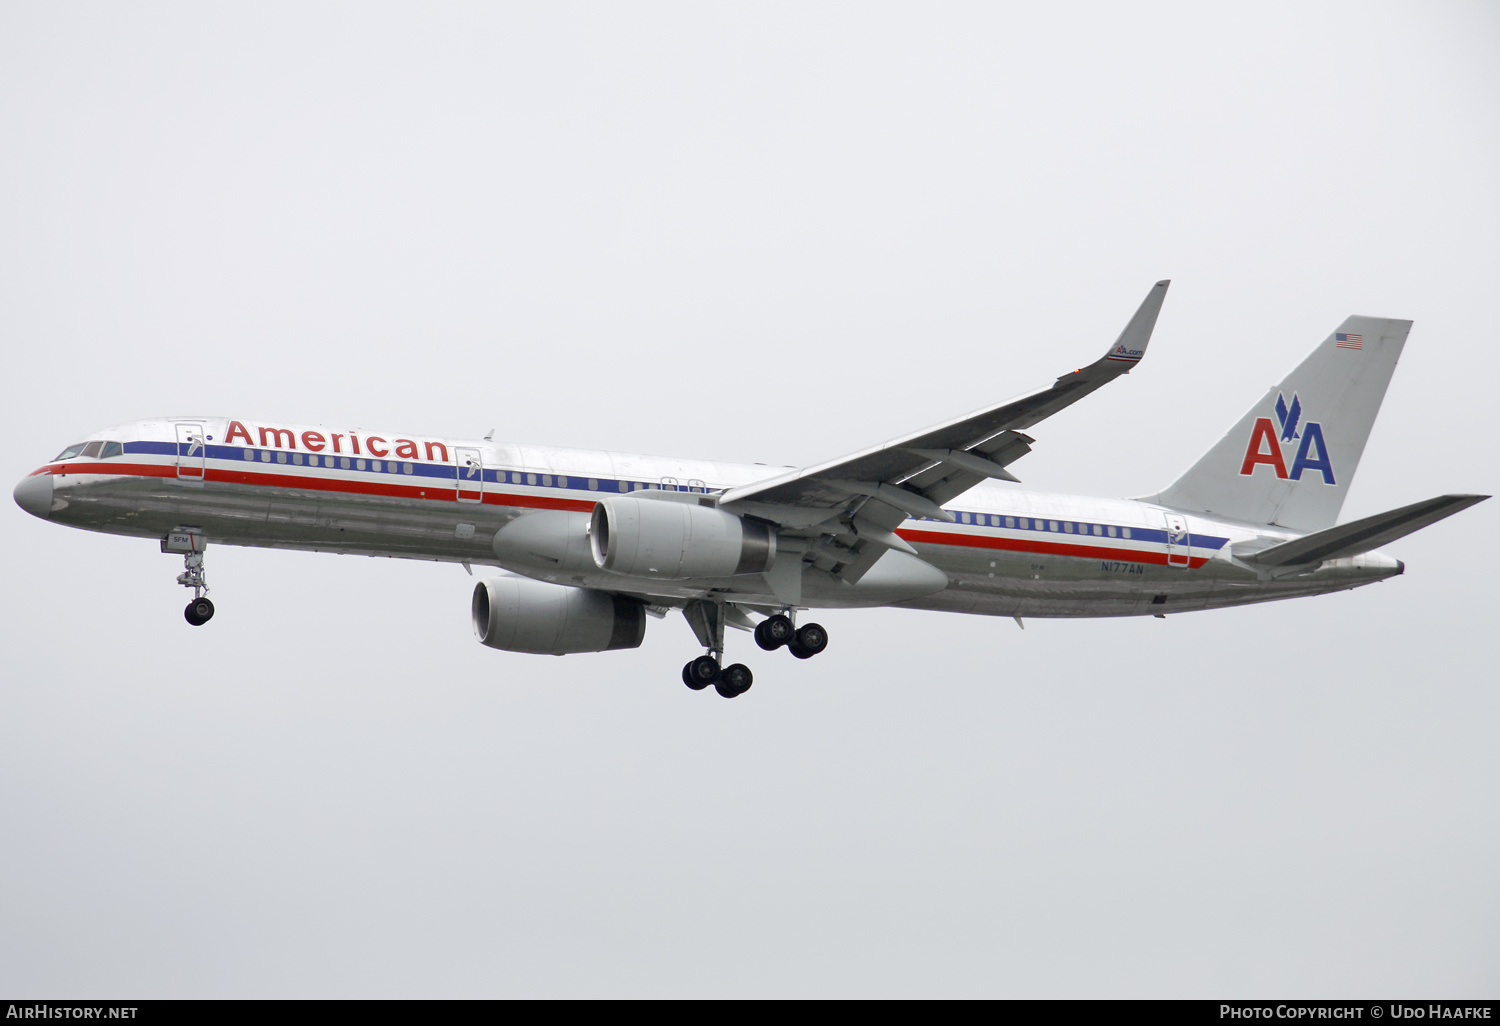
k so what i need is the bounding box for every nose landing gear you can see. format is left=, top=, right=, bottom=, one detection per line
left=164, top=529, right=214, bottom=627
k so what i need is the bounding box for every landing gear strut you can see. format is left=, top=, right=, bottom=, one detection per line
left=164, top=529, right=214, bottom=627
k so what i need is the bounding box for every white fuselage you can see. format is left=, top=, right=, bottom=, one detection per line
left=19, top=416, right=1404, bottom=619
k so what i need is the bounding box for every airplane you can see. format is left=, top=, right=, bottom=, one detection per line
left=13, top=281, right=1488, bottom=698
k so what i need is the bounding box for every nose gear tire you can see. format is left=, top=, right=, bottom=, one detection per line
left=184, top=597, right=215, bottom=626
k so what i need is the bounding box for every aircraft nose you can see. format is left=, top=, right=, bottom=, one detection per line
left=13, top=473, right=53, bottom=520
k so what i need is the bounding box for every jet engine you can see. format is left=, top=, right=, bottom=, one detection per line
left=472, top=576, right=646, bottom=655
left=589, top=496, right=775, bottom=578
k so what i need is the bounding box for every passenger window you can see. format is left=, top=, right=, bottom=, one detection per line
left=527, top=473, right=537, bottom=486
left=293, top=453, right=303, bottom=465
left=340, top=457, right=351, bottom=470
left=960, top=512, right=970, bottom=524
left=1049, top=520, right=1059, bottom=532
left=1063, top=522, right=1073, bottom=533
left=1018, top=518, right=1029, bottom=529
left=1093, top=524, right=1102, bottom=536
left=276, top=452, right=288, bottom=464
left=588, top=479, right=599, bottom=490
left=101, top=442, right=124, bottom=459
left=260, top=450, right=272, bottom=463
left=542, top=475, right=552, bottom=487
left=53, top=443, right=89, bottom=460
left=557, top=476, right=567, bottom=488
left=1005, top=516, right=1015, bottom=528
left=371, top=460, right=382, bottom=472
left=1107, top=525, right=1116, bottom=537
left=1122, top=527, right=1132, bottom=539
left=618, top=481, right=628, bottom=492
left=403, top=463, right=413, bottom=475
left=242, top=449, right=255, bottom=461
left=356, top=459, right=366, bottom=471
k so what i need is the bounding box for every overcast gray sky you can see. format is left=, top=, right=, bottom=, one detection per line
left=2, top=1, right=1497, bottom=998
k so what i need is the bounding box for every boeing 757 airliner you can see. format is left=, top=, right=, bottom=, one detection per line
left=13, top=282, right=1487, bottom=697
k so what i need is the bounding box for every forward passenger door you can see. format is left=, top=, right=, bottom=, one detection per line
left=456, top=447, right=484, bottom=503
left=175, top=423, right=206, bottom=480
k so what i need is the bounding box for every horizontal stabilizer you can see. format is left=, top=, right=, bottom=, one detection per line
left=1238, top=494, right=1489, bottom=566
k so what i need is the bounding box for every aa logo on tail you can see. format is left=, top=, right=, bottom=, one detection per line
left=1239, top=392, right=1336, bottom=484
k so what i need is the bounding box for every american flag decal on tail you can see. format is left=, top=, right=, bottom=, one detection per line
left=1336, top=333, right=1363, bottom=349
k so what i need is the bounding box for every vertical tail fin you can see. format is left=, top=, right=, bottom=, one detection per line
left=1148, top=315, right=1411, bottom=531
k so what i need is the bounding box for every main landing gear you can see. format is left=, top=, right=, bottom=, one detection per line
left=681, top=655, right=754, bottom=699
left=680, top=604, right=829, bottom=699
left=754, top=613, right=828, bottom=659
left=163, top=529, right=215, bottom=627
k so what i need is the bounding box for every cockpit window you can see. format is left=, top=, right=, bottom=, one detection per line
left=53, top=442, right=89, bottom=460
left=101, top=441, right=124, bottom=459
left=80, top=441, right=104, bottom=459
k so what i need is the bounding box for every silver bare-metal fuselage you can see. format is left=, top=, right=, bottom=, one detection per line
left=16, top=417, right=1403, bottom=620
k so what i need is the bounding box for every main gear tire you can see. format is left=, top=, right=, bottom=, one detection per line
left=715, top=663, right=753, bottom=698
left=754, top=614, right=795, bottom=651
left=793, top=622, right=827, bottom=656
left=686, top=655, right=722, bottom=688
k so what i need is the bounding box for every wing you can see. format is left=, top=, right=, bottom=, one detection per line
left=718, top=280, right=1170, bottom=593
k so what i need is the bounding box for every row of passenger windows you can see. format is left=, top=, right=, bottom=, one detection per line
left=54, top=440, right=123, bottom=460
left=231, top=448, right=702, bottom=493
left=500, top=473, right=714, bottom=494
left=955, top=510, right=1134, bottom=538
left=241, top=448, right=417, bottom=474
left=500, top=472, right=706, bottom=493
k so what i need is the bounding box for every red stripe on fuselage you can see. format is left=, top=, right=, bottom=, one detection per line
left=38, top=462, right=175, bottom=478
left=36, top=462, right=597, bottom=513
left=896, top=527, right=1208, bottom=569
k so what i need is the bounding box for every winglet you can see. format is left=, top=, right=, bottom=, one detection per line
left=1102, top=279, right=1170, bottom=368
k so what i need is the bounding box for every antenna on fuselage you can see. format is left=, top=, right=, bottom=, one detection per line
left=484, top=429, right=495, bottom=441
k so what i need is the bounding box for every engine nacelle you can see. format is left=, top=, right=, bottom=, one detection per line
left=472, top=576, right=646, bottom=655
left=589, top=496, right=775, bottom=579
